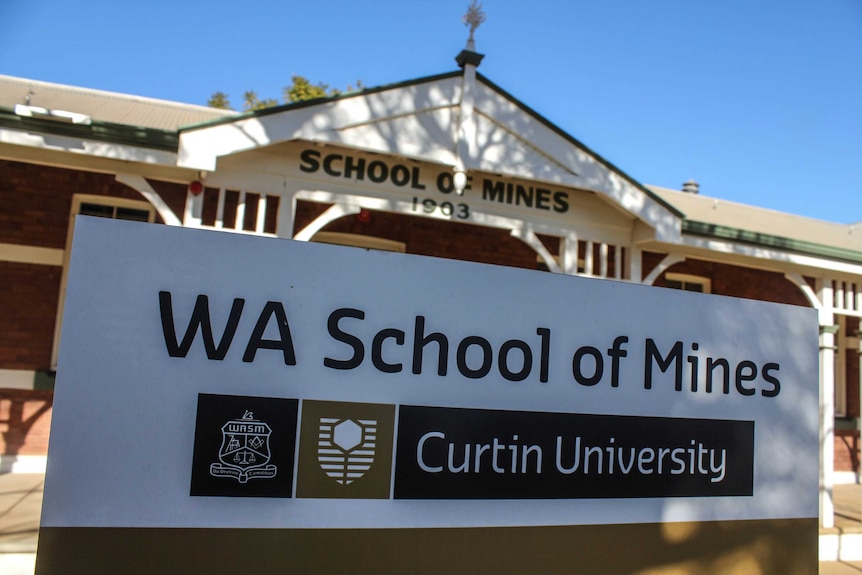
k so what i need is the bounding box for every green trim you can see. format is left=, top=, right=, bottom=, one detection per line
left=474, top=73, right=685, bottom=219
left=456, top=50, right=485, bottom=68
left=0, top=107, right=178, bottom=152
left=820, top=324, right=840, bottom=335
left=835, top=417, right=857, bottom=431
left=179, top=71, right=464, bottom=132
left=34, top=370, right=56, bottom=391
left=683, top=220, right=862, bottom=264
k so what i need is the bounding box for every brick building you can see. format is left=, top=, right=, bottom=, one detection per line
left=0, top=48, right=859, bottom=527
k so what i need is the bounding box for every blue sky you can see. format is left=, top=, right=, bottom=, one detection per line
left=2, top=0, right=860, bottom=223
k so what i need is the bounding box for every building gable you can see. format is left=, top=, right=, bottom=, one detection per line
left=177, top=71, right=681, bottom=243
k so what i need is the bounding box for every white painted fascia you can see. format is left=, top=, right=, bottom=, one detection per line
left=680, top=234, right=862, bottom=277
left=0, top=126, right=177, bottom=166
left=178, top=77, right=464, bottom=172
left=14, top=104, right=92, bottom=125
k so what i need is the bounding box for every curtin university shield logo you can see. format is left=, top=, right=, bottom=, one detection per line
left=317, top=417, right=377, bottom=485
left=210, top=410, right=277, bottom=483
left=296, top=400, right=395, bottom=499
left=191, top=393, right=298, bottom=498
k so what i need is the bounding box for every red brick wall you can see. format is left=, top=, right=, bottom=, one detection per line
left=836, top=429, right=860, bottom=473
left=148, top=178, right=189, bottom=223
left=0, top=160, right=187, bottom=371
left=294, top=200, right=332, bottom=231
left=0, top=160, right=173, bottom=247
left=0, top=161, right=189, bottom=456
left=643, top=252, right=811, bottom=308
left=0, top=262, right=62, bottom=370
left=0, top=390, right=52, bottom=456
left=295, top=202, right=538, bottom=269
left=642, top=251, right=667, bottom=282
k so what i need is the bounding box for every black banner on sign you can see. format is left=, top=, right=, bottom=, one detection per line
left=394, top=406, right=754, bottom=499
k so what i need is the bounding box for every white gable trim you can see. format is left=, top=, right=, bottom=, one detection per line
left=178, top=76, right=464, bottom=172
left=177, top=73, right=681, bottom=243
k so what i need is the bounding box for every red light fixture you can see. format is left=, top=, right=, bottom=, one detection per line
left=188, top=180, right=204, bottom=196
left=356, top=209, right=372, bottom=224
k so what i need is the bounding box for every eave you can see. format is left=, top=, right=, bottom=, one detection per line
left=683, top=221, right=862, bottom=265
left=0, top=107, right=178, bottom=152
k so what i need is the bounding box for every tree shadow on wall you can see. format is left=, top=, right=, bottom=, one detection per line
left=0, top=391, right=53, bottom=474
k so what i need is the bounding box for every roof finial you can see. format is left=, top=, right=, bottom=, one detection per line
left=462, top=1, right=486, bottom=51
left=456, top=1, right=486, bottom=69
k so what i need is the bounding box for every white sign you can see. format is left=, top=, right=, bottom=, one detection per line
left=42, top=217, right=818, bottom=532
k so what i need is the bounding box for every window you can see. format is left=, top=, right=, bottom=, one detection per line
left=51, top=195, right=156, bottom=368
left=664, top=273, right=711, bottom=294
left=78, top=202, right=152, bottom=222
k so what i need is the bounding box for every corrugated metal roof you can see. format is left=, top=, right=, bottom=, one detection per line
left=649, top=185, right=862, bottom=253
left=0, top=75, right=237, bottom=130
